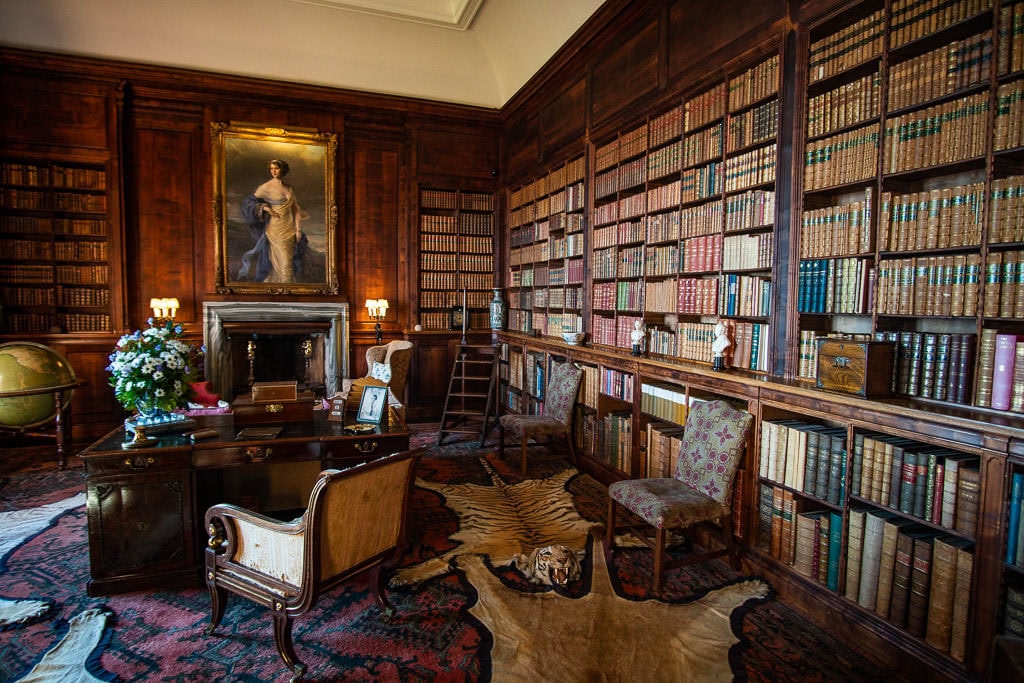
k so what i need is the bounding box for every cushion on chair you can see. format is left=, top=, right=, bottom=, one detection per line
left=608, top=478, right=724, bottom=529
left=369, top=361, right=392, bottom=384
left=674, top=400, right=753, bottom=506
left=499, top=413, right=566, bottom=440
left=544, top=363, right=583, bottom=424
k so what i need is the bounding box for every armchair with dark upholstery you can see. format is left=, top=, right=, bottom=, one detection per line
left=498, top=360, right=583, bottom=477
left=604, top=399, right=753, bottom=592
left=203, top=447, right=424, bottom=681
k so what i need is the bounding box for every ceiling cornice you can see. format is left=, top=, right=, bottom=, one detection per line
left=282, top=0, right=485, bottom=29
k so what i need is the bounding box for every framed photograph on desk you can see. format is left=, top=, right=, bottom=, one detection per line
left=355, top=385, right=388, bottom=425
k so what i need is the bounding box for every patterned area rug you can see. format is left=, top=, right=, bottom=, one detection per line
left=0, top=428, right=896, bottom=681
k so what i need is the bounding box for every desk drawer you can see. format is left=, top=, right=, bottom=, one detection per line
left=193, top=441, right=320, bottom=468
left=322, top=435, right=409, bottom=466
left=85, top=450, right=191, bottom=475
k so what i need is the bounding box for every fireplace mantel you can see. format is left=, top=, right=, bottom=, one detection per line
left=203, top=301, right=350, bottom=398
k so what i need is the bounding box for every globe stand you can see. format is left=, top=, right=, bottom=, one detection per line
left=0, top=379, right=85, bottom=469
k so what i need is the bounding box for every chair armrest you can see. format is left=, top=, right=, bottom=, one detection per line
left=206, top=503, right=307, bottom=573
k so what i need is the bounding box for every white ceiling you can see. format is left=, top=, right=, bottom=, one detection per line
left=0, top=0, right=607, bottom=109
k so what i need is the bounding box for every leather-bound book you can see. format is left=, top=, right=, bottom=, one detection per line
left=924, top=535, right=959, bottom=652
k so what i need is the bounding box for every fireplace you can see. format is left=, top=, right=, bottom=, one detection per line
left=203, top=301, right=350, bottom=401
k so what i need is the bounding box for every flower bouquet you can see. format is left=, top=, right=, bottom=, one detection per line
left=107, top=321, right=202, bottom=432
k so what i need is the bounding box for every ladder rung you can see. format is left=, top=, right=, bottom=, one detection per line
left=450, top=392, right=489, bottom=397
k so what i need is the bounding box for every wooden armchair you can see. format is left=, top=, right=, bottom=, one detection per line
left=203, top=447, right=424, bottom=681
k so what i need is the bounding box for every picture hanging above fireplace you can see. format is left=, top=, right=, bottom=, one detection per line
left=211, top=122, right=338, bottom=295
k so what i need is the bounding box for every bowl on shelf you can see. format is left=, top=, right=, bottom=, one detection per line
left=561, top=331, right=585, bottom=346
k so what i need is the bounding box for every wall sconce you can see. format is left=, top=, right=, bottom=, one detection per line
left=149, top=297, right=180, bottom=328
left=365, top=298, right=389, bottom=345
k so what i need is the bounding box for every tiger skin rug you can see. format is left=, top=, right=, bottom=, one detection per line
left=391, top=459, right=598, bottom=585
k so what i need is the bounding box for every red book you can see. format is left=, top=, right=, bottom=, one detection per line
left=992, top=333, right=1018, bottom=410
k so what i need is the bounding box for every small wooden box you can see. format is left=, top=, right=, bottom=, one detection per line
left=816, top=339, right=894, bottom=398
left=251, top=381, right=298, bottom=403
left=232, top=393, right=315, bottom=424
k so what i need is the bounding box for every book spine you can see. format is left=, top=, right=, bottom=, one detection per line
left=924, top=536, right=958, bottom=652
left=992, top=333, right=1019, bottom=411
left=1009, top=471, right=1024, bottom=564
left=907, top=535, right=935, bottom=638
left=949, top=545, right=973, bottom=663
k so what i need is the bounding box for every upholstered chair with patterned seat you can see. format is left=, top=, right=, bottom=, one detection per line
left=604, top=399, right=754, bottom=592
left=204, top=448, right=423, bottom=681
left=498, top=361, right=583, bottom=477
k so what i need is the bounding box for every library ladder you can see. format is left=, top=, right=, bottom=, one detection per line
left=438, top=343, right=500, bottom=446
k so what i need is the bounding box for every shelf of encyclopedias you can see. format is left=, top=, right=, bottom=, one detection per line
left=0, top=157, right=115, bottom=334
left=417, top=186, right=495, bottom=331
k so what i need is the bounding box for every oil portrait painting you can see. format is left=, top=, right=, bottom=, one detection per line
left=212, top=123, right=338, bottom=294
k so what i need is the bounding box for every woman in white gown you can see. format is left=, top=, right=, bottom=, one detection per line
left=239, top=159, right=307, bottom=283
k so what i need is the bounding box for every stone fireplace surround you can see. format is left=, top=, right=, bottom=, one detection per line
left=203, top=301, right=350, bottom=400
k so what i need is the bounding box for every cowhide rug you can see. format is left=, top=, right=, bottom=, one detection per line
left=0, top=493, right=85, bottom=629
left=391, top=459, right=599, bottom=585
left=458, top=532, right=771, bottom=682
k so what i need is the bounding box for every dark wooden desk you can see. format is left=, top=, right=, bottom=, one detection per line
left=78, top=411, right=410, bottom=596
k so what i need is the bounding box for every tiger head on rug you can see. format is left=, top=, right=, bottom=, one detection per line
left=511, top=544, right=582, bottom=586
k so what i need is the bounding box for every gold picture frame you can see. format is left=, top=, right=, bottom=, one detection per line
left=212, top=122, right=338, bottom=294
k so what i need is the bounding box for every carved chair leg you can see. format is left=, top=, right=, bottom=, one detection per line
left=371, top=564, right=396, bottom=618
left=653, top=526, right=668, bottom=593
left=565, top=427, right=578, bottom=468
left=604, top=496, right=617, bottom=565
left=272, top=611, right=306, bottom=682
left=204, top=583, right=228, bottom=635
left=721, top=512, right=740, bottom=571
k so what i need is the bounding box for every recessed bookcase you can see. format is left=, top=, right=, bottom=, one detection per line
left=797, top=0, right=1024, bottom=418
left=0, top=158, right=114, bottom=334
left=417, top=186, right=495, bottom=330
left=505, top=155, right=586, bottom=338
left=589, top=46, right=781, bottom=371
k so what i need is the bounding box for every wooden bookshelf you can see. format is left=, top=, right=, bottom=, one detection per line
left=506, top=155, right=586, bottom=338
left=0, top=158, right=115, bottom=335
left=417, top=186, right=495, bottom=330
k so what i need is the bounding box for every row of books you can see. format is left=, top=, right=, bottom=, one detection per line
left=682, top=124, right=723, bottom=169
left=990, top=175, right=1024, bottom=244
left=876, top=331, right=977, bottom=405
left=581, top=411, right=633, bottom=474
left=850, top=432, right=980, bottom=535
left=797, top=329, right=821, bottom=380
left=727, top=321, right=770, bottom=372
left=54, top=264, right=108, bottom=286
left=644, top=244, right=679, bottom=279
left=884, top=93, right=989, bottom=174
left=545, top=286, right=583, bottom=310
left=803, top=123, right=879, bottom=191
left=3, top=313, right=61, bottom=334
left=797, top=257, right=871, bottom=315
left=507, top=158, right=583, bottom=209
left=419, top=214, right=457, bottom=233
left=458, top=214, right=493, bottom=234
left=877, top=182, right=985, bottom=252
left=523, top=352, right=545, bottom=400
left=890, top=0, right=992, bottom=50
left=639, top=383, right=689, bottom=428
left=616, top=246, right=644, bottom=279
left=1005, top=584, right=1024, bottom=640
left=0, top=162, right=106, bottom=189
left=652, top=275, right=713, bottom=315
left=0, top=285, right=55, bottom=306
left=995, top=79, right=1024, bottom=152
left=806, top=69, right=880, bottom=140
left=726, top=99, right=778, bottom=152
left=61, top=312, right=112, bottom=333
left=721, top=273, right=771, bottom=318
left=808, top=9, right=885, bottom=84
left=800, top=189, right=873, bottom=259
left=982, top=249, right=1024, bottom=318
left=645, top=419, right=687, bottom=479
left=875, top=254, right=980, bottom=318
left=548, top=233, right=584, bottom=259
left=998, top=3, right=1024, bottom=74
left=759, top=419, right=846, bottom=505
left=886, top=30, right=992, bottom=112
left=722, top=143, right=776, bottom=194
left=722, top=232, right=773, bottom=271
left=648, top=321, right=717, bottom=363
left=1, top=238, right=53, bottom=259
left=540, top=313, right=582, bottom=337
left=975, top=330, right=1024, bottom=412
left=728, top=55, right=779, bottom=113
left=845, top=509, right=974, bottom=661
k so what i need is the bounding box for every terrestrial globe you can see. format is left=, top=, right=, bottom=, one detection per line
left=0, top=341, right=77, bottom=428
